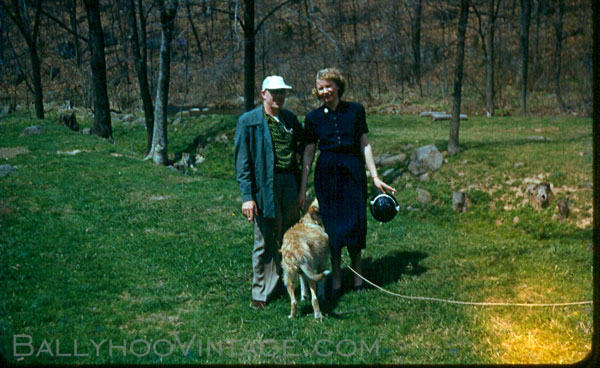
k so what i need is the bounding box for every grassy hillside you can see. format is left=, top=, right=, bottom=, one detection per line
left=0, top=111, right=593, bottom=364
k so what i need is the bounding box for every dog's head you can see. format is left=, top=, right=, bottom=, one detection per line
left=304, top=198, right=324, bottom=226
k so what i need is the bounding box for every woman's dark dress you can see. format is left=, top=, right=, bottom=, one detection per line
left=304, top=101, right=368, bottom=252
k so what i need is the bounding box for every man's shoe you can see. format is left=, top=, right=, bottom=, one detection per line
left=251, top=299, right=266, bottom=310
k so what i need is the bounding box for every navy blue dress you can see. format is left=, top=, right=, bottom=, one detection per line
left=304, top=101, right=368, bottom=251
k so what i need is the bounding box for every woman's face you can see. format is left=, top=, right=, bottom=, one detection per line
left=316, top=79, right=339, bottom=105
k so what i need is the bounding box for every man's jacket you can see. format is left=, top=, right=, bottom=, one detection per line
left=234, top=105, right=304, bottom=219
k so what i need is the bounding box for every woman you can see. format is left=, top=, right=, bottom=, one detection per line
left=299, top=68, right=396, bottom=297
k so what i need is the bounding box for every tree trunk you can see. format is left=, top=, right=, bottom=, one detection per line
left=485, top=0, right=496, bottom=117
left=449, top=0, right=469, bottom=155
left=592, top=0, right=600, bottom=268
left=84, top=0, right=112, bottom=139
left=554, top=0, right=566, bottom=110
left=519, top=0, right=532, bottom=117
left=126, top=0, right=154, bottom=154
left=147, top=0, right=177, bottom=165
left=411, top=0, right=423, bottom=96
left=68, top=0, right=81, bottom=68
left=243, top=0, right=256, bottom=112
left=29, top=42, right=44, bottom=119
left=531, top=0, right=540, bottom=87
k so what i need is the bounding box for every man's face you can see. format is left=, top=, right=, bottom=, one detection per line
left=262, top=89, right=287, bottom=112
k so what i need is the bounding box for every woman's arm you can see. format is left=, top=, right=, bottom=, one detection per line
left=361, top=133, right=397, bottom=195
left=298, top=143, right=316, bottom=210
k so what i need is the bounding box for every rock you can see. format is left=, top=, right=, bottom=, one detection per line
left=525, top=183, right=553, bottom=211
left=408, top=145, right=444, bottom=176
left=82, top=128, right=92, bottom=135
left=0, top=106, right=10, bottom=118
left=452, top=191, right=470, bottom=212
left=513, top=216, right=520, bottom=224
left=514, top=162, right=525, bottom=168
left=382, top=168, right=395, bottom=177
left=59, top=113, right=79, bottom=131
left=121, top=113, right=135, bottom=122
left=19, top=125, right=44, bottom=137
left=401, top=144, right=414, bottom=152
left=416, top=188, right=432, bottom=205
left=418, top=172, right=429, bottom=181
left=377, top=153, right=407, bottom=167
left=0, top=164, right=16, bottom=177
left=173, top=152, right=196, bottom=172
left=557, top=198, right=570, bottom=220
left=419, top=111, right=444, bottom=117
left=526, top=135, right=549, bottom=142
left=195, top=155, right=205, bottom=165
left=432, top=113, right=467, bottom=121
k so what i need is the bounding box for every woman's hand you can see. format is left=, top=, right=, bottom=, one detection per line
left=373, top=176, right=397, bottom=195
left=298, top=191, right=307, bottom=211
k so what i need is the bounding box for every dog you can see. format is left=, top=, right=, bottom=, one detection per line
left=280, top=199, right=330, bottom=319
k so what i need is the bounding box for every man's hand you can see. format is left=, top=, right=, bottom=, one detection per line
left=242, top=200, right=258, bottom=222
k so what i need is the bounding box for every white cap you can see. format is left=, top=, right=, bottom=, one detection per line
left=261, top=75, right=292, bottom=91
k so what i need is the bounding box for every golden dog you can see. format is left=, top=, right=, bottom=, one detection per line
left=280, top=199, right=330, bottom=319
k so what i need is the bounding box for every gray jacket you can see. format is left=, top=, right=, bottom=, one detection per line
left=234, top=105, right=304, bottom=219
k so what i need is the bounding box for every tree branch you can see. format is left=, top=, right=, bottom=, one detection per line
left=38, top=6, right=90, bottom=44
left=256, top=0, right=296, bottom=33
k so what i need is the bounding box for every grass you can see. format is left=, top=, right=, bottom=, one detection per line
left=0, top=110, right=593, bottom=364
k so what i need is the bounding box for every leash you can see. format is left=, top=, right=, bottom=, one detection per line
left=343, top=261, right=593, bottom=307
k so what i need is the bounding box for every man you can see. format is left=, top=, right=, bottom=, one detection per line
left=234, top=76, right=304, bottom=310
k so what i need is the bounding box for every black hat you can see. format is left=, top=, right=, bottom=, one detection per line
left=370, top=193, right=400, bottom=223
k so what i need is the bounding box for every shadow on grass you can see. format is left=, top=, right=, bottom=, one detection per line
left=316, top=250, right=428, bottom=318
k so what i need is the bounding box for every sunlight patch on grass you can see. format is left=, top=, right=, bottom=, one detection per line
left=487, top=315, right=590, bottom=364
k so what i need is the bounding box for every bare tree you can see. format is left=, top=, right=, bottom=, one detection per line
left=240, top=0, right=301, bottom=111
left=519, top=0, right=532, bottom=116
left=553, top=0, right=566, bottom=110
left=410, top=0, right=423, bottom=96
left=472, top=0, right=501, bottom=116
left=243, top=0, right=255, bottom=111
left=67, top=0, right=81, bottom=68
left=146, top=0, right=178, bottom=165
left=486, top=0, right=500, bottom=116
left=126, top=0, right=154, bottom=154
left=449, top=0, right=469, bottom=155
left=0, top=0, right=44, bottom=119
left=83, top=0, right=112, bottom=139
left=593, top=0, right=600, bottom=256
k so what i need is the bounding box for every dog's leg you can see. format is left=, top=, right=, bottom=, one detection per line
left=285, top=276, right=297, bottom=318
left=308, top=279, right=324, bottom=319
left=300, top=274, right=309, bottom=301
left=317, top=270, right=330, bottom=301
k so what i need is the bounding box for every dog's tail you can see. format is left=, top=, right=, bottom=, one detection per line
left=300, top=265, right=331, bottom=282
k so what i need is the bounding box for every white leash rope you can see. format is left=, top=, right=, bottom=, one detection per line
left=344, top=262, right=593, bottom=307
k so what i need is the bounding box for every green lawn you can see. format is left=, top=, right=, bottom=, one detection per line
left=0, top=110, right=593, bottom=364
